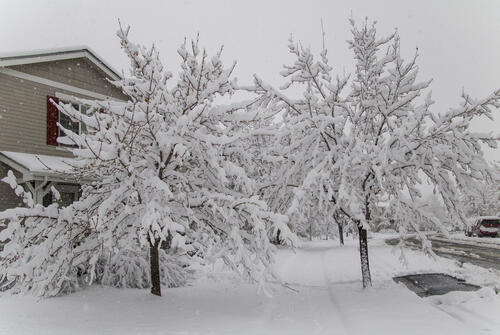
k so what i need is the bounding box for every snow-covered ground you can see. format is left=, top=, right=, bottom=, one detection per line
left=0, top=236, right=499, bottom=335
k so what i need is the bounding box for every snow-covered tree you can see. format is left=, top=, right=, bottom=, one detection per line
left=248, top=18, right=500, bottom=288
left=246, top=29, right=352, bottom=244
left=341, top=18, right=499, bottom=286
left=0, top=26, right=297, bottom=297
left=460, top=178, right=500, bottom=218
left=425, top=195, right=449, bottom=226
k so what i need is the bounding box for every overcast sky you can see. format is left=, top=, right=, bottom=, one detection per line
left=1, top=0, right=499, bottom=161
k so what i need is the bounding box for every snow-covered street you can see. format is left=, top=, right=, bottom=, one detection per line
left=387, top=233, right=500, bottom=270
left=1, top=236, right=499, bottom=335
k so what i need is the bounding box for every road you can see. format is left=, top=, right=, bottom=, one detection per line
left=386, top=235, right=500, bottom=271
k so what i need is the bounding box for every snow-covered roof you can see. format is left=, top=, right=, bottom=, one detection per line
left=0, top=46, right=121, bottom=81
left=0, top=151, right=76, bottom=182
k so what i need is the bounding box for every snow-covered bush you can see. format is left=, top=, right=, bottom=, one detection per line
left=0, top=172, right=93, bottom=296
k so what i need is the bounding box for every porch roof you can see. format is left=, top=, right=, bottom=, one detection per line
left=0, top=151, right=77, bottom=183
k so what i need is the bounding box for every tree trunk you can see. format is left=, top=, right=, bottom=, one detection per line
left=337, top=222, right=344, bottom=245
left=149, top=239, right=161, bottom=296
left=334, top=212, right=344, bottom=245
left=309, top=222, right=313, bottom=241
left=275, top=229, right=281, bottom=245
left=358, top=225, right=372, bottom=288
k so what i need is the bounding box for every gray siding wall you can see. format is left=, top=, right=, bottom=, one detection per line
left=0, top=162, right=23, bottom=211
left=11, top=58, right=124, bottom=99
left=0, top=58, right=127, bottom=157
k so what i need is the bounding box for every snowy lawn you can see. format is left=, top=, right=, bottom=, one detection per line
left=1, top=235, right=499, bottom=335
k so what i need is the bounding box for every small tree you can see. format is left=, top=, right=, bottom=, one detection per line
left=341, top=19, right=499, bottom=286
left=249, top=18, right=500, bottom=288
left=0, top=26, right=297, bottom=297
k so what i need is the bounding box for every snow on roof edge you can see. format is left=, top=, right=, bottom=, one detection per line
left=0, top=151, right=76, bottom=175
left=0, top=46, right=122, bottom=80
left=0, top=45, right=91, bottom=59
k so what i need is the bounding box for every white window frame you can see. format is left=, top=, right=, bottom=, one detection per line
left=55, top=92, right=88, bottom=147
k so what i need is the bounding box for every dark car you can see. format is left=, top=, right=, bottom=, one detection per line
left=465, top=217, right=500, bottom=237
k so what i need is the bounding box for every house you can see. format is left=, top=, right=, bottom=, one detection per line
left=0, top=47, right=127, bottom=211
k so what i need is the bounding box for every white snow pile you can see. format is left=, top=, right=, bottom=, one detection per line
left=427, top=288, right=500, bottom=332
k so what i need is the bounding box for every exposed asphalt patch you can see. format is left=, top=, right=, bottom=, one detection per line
left=393, top=273, right=480, bottom=297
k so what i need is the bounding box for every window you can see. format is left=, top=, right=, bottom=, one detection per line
left=46, top=95, right=88, bottom=147
left=58, top=102, right=87, bottom=147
